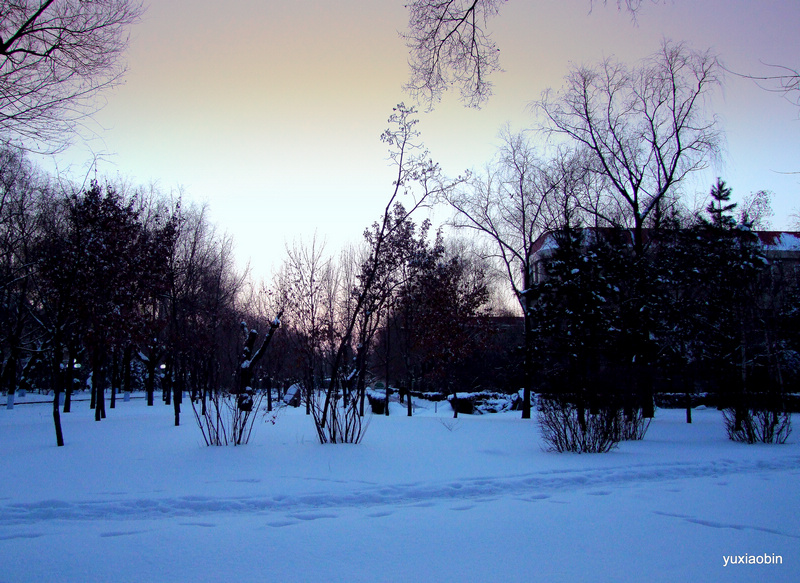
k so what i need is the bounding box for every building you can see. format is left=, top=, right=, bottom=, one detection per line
left=529, top=228, right=800, bottom=286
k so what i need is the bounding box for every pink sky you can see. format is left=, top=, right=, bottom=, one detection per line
left=46, top=0, right=800, bottom=280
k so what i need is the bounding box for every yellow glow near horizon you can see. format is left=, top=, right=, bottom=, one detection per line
left=44, top=0, right=800, bottom=281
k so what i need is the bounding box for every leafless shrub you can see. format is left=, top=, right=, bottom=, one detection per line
left=538, top=397, right=621, bottom=453
left=722, top=405, right=792, bottom=444
left=191, top=316, right=281, bottom=446
left=619, top=408, right=651, bottom=441
left=438, top=417, right=462, bottom=432
left=310, top=385, right=369, bottom=444
left=191, top=390, right=267, bottom=447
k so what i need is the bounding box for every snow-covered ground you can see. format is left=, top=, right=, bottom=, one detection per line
left=1, top=394, right=798, bottom=582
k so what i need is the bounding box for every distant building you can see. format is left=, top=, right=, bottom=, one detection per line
left=756, top=231, right=800, bottom=285
left=529, top=228, right=800, bottom=286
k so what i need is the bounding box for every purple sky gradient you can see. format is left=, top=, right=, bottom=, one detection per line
left=44, top=0, right=800, bottom=280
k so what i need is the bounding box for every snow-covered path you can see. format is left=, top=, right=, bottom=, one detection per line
left=1, top=397, right=798, bottom=582
left=3, top=455, right=799, bottom=528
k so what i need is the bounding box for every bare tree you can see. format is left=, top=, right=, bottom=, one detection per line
left=0, top=0, right=144, bottom=151
left=278, top=234, right=333, bottom=413
left=404, top=0, right=662, bottom=108
left=443, top=129, right=586, bottom=418
left=0, top=146, right=47, bottom=413
left=739, top=189, right=773, bottom=229
left=311, top=103, right=463, bottom=443
left=538, top=41, right=722, bottom=254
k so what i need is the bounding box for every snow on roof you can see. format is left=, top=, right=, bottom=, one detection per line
left=531, top=229, right=800, bottom=257
left=755, top=231, right=800, bottom=252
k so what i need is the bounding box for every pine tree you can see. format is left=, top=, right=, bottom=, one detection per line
left=696, top=179, right=789, bottom=442
left=706, top=178, right=737, bottom=229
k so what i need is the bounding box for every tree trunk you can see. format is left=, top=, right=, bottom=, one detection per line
left=53, top=389, right=64, bottom=447
left=2, top=351, right=18, bottom=409
left=145, top=359, right=156, bottom=406
left=522, top=309, right=532, bottom=419
left=163, top=362, right=171, bottom=405
left=51, top=331, right=65, bottom=445
left=356, top=366, right=367, bottom=416
left=109, top=350, right=119, bottom=409
left=122, top=344, right=133, bottom=395
left=685, top=376, right=693, bottom=424
left=173, top=356, right=183, bottom=426
left=385, top=316, right=391, bottom=416
left=92, top=353, right=106, bottom=421
left=173, top=386, right=181, bottom=426
left=2, top=312, right=26, bottom=406
left=63, top=342, right=77, bottom=413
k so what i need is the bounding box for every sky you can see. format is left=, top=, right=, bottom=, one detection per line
left=44, top=0, right=800, bottom=282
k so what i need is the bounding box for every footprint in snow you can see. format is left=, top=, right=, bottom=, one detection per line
left=516, top=494, right=551, bottom=502
left=100, top=530, right=147, bottom=538
left=290, top=512, right=338, bottom=521
left=653, top=511, right=800, bottom=540
left=0, top=532, right=44, bottom=541
left=267, top=520, right=299, bottom=528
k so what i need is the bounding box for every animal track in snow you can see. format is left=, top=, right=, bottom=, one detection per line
left=653, top=511, right=800, bottom=539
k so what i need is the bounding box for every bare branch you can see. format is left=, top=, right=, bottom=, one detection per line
left=537, top=40, right=721, bottom=252
left=0, top=0, right=144, bottom=152
left=724, top=62, right=800, bottom=110
left=403, top=0, right=664, bottom=109
left=403, top=0, right=504, bottom=109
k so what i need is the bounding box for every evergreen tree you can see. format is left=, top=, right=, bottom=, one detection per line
left=696, top=179, right=790, bottom=442
left=706, top=178, right=737, bottom=229
left=390, top=231, right=491, bottom=413
left=530, top=225, right=624, bottom=452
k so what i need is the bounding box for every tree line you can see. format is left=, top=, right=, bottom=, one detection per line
left=0, top=149, right=258, bottom=444
left=442, top=41, right=798, bottom=450
left=3, top=2, right=797, bottom=451
left=531, top=183, right=796, bottom=452
left=4, top=44, right=798, bottom=452
left=0, top=105, right=509, bottom=447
